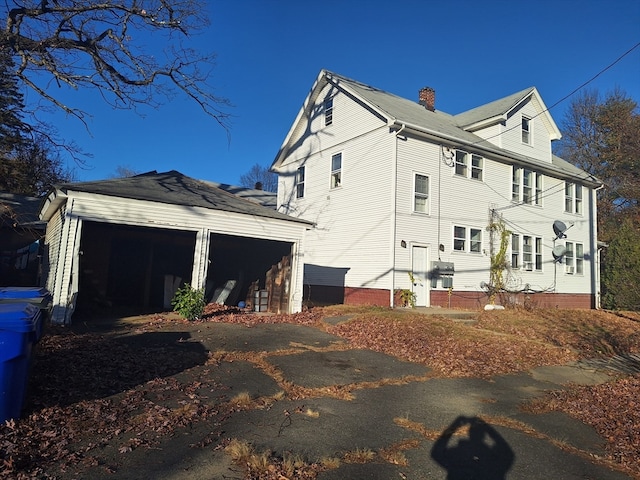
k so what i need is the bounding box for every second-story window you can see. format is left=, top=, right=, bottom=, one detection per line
left=513, top=166, right=541, bottom=205
left=522, top=116, right=531, bottom=144
left=455, top=150, right=468, bottom=177
left=414, top=174, right=429, bottom=213
left=296, top=166, right=305, bottom=198
left=330, top=153, right=342, bottom=188
left=455, top=150, right=484, bottom=180
left=565, top=182, right=583, bottom=214
left=324, top=97, right=333, bottom=126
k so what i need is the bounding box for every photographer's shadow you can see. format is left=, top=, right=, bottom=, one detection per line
left=431, top=416, right=515, bottom=480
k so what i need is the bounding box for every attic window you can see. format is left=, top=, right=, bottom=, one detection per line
left=296, top=166, right=305, bottom=198
left=324, top=97, right=333, bottom=126
left=522, top=116, right=531, bottom=144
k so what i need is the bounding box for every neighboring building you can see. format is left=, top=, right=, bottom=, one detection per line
left=0, top=192, right=46, bottom=286
left=39, top=170, right=311, bottom=324
left=272, top=70, right=602, bottom=309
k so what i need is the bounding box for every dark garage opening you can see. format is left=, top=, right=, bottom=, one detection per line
left=206, top=233, right=293, bottom=308
left=77, top=222, right=196, bottom=316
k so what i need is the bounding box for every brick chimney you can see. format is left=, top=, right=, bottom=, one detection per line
left=419, top=87, right=435, bottom=111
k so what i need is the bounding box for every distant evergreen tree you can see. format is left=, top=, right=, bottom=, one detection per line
left=601, top=218, right=640, bottom=310
left=0, top=47, right=29, bottom=156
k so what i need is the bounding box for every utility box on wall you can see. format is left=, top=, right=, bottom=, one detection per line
left=430, top=261, right=455, bottom=288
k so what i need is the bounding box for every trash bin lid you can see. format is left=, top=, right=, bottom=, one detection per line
left=0, top=303, right=40, bottom=332
left=0, top=287, right=51, bottom=300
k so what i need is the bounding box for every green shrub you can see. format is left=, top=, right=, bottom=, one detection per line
left=171, top=283, right=206, bottom=320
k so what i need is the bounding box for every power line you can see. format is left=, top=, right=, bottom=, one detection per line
left=474, top=41, right=640, bottom=146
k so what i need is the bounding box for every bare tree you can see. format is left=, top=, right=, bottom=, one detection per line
left=239, top=163, right=277, bottom=192
left=2, top=1, right=230, bottom=129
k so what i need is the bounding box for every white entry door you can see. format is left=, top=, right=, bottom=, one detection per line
left=411, top=246, right=430, bottom=307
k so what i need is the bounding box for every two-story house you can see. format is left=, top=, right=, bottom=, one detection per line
left=272, top=70, right=602, bottom=309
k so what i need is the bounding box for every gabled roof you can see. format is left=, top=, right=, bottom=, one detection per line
left=273, top=70, right=593, bottom=185
left=41, top=170, right=310, bottom=225
left=0, top=192, right=46, bottom=228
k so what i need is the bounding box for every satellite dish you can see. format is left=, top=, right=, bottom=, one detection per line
left=552, top=245, right=567, bottom=262
left=553, top=220, right=568, bottom=239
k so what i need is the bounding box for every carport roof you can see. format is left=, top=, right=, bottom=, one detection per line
left=51, top=170, right=312, bottom=225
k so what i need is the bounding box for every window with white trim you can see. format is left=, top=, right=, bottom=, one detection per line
left=522, top=116, right=531, bottom=144
left=330, top=153, right=342, bottom=188
left=324, top=97, right=333, bottom=126
left=512, top=234, right=543, bottom=271
left=453, top=226, right=482, bottom=253
left=565, top=242, right=584, bottom=274
left=295, top=166, right=305, bottom=198
left=454, top=150, right=483, bottom=180
left=413, top=174, right=429, bottom=213
left=564, top=182, right=583, bottom=214
left=455, top=150, right=467, bottom=177
left=512, top=166, right=542, bottom=205
left=511, top=234, right=520, bottom=268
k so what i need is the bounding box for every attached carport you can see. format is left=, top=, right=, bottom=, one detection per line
left=39, top=171, right=312, bottom=324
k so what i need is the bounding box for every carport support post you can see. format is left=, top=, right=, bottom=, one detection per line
left=190, top=229, right=210, bottom=291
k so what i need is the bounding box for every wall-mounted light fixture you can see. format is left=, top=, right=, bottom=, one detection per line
left=400, top=240, right=407, bottom=248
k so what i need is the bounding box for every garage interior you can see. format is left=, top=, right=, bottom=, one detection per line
left=76, top=221, right=294, bottom=317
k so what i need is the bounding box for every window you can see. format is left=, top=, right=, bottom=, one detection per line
left=511, top=234, right=520, bottom=268
left=453, top=226, right=481, bottom=253
left=455, top=150, right=468, bottom=177
left=471, top=154, right=483, bottom=180
left=564, top=241, right=584, bottom=274
left=512, top=234, right=543, bottom=271
left=565, top=182, right=583, bottom=214
left=295, top=166, right=305, bottom=198
left=330, top=153, right=342, bottom=188
left=470, top=228, right=482, bottom=253
left=324, top=97, right=333, bottom=126
left=512, top=167, right=521, bottom=201
left=455, top=150, right=483, bottom=180
left=453, top=226, right=466, bottom=252
left=523, top=236, right=533, bottom=270
left=414, top=174, right=429, bottom=213
left=522, top=116, right=531, bottom=144
left=512, top=166, right=541, bottom=205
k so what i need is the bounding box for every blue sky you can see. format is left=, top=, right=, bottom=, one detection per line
left=44, top=0, right=640, bottom=185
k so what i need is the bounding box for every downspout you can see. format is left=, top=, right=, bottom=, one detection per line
left=389, top=123, right=406, bottom=308
left=592, top=183, right=604, bottom=309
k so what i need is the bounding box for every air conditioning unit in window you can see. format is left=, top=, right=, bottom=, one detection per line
left=524, top=262, right=533, bottom=271
left=565, top=266, right=575, bottom=274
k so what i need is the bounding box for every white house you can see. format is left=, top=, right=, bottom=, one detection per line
left=39, top=170, right=311, bottom=324
left=272, top=70, right=602, bottom=309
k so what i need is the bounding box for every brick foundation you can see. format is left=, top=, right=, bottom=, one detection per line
left=305, top=284, right=595, bottom=310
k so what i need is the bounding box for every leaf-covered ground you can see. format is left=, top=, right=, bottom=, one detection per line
left=1, top=305, right=639, bottom=479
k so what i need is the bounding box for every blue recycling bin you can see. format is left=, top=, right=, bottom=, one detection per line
left=0, top=287, right=51, bottom=342
left=0, top=303, right=42, bottom=423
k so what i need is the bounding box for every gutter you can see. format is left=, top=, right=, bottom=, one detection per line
left=387, top=120, right=601, bottom=187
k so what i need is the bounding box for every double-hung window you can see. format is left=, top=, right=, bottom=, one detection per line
left=511, top=234, right=520, bottom=268
left=522, top=116, right=531, bottom=144
left=565, top=182, right=583, bottom=214
left=324, top=97, right=333, bottom=126
left=455, top=150, right=483, bottom=180
left=565, top=242, right=584, bottom=274
left=455, top=150, right=468, bottom=177
left=512, top=166, right=541, bottom=206
left=295, top=166, right=305, bottom=198
left=330, top=153, right=342, bottom=188
left=523, top=236, right=533, bottom=270
left=454, top=226, right=482, bottom=253
left=414, top=174, right=429, bottom=213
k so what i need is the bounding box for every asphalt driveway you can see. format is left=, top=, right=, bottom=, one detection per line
left=33, top=314, right=634, bottom=480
